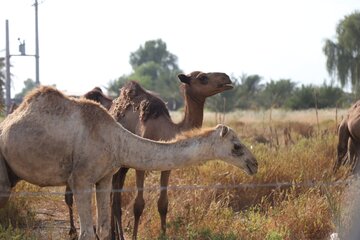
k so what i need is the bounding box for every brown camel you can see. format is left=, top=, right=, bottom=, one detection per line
left=109, top=71, right=234, bottom=239
left=335, top=100, right=360, bottom=173
left=0, top=86, right=258, bottom=240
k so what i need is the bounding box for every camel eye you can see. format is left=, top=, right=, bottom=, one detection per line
left=199, top=76, right=208, bottom=85
left=234, top=143, right=241, bottom=150
left=232, top=143, right=243, bottom=156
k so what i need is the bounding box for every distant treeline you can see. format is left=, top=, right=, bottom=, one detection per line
left=205, top=75, right=353, bottom=112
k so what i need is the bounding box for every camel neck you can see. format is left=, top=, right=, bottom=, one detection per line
left=179, top=88, right=205, bottom=130
left=113, top=125, right=213, bottom=171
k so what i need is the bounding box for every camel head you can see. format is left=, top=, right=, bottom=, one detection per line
left=178, top=71, right=233, bottom=97
left=83, top=87, right=113, bottom=110
left=212, top=124, right=258, bottom=175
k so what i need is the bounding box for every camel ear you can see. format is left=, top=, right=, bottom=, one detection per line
left=218, top=124, right=229, bottom=138
left=178, top=73, right=191, bottom=85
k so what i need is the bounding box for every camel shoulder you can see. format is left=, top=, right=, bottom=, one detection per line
left=110, top=81, right=170, bottom=122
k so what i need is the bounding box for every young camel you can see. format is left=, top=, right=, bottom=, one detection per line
left=109, top=71, right=235, bottom=239
left=0, top=86, right=258, bottom=240
left=335, top=100, right=360, bottom=173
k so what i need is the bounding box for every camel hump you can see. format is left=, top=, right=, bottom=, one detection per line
left=83, top=87, right=113, bottom=110
left=112, top=81, right=170, bottom=122
left=24, top=86, right=65, bottom=103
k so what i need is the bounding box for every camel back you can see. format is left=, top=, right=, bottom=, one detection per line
left=14, top=86, right=116, bottom=130
left=111, top=81, right=170, bottom=122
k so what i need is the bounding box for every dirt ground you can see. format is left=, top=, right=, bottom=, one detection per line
left=30, top=188, right=77, bottom=240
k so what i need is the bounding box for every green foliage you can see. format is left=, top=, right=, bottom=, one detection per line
left=259, top=79, right=296, bottom=108
left=206, top=74, right=263, bottom=112
left=14, top=79, right=37, bottom=102
left=285, top=84, right=317, bottom=109
left=285, top=81, right=349, bottom=109
left=236, top=74, right=263, bottom=109
left=130, top=39, right=179, bottom=71
left=265, top=231, right=284, bottom=240
left=0, top=224, right=36, bottom=240
left=323, top=11, right=360, bottom=95
left=108, top=39, right=183, bottom=109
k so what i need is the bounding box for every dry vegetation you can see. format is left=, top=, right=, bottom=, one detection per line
left=0, top=108, right=356, bottom=240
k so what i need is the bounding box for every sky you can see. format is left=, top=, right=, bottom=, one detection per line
left=0, top=0, right=360, bottom=97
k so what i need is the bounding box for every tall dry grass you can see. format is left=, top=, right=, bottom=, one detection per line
left=0, top=108, right=354, bottom=239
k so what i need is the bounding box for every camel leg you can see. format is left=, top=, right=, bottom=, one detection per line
left=348, top=138, right=357, bottom=170
left=158, top=170, right=171, bottom=235
left=0, top=155, right=11, bottom=208
left=111, top=167, right=129, bottom=240
left=95, top=174, right=113, bottom=240
left=133, top=170, right=146, bottom=240
left=335, top=118, right=350, bottom=172
left=65, top=184, right=77, bottom=239
left=69, top=178, right=95, bottom=240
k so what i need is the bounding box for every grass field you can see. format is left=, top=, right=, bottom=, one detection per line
left=0, top=108, right=355, bottom=240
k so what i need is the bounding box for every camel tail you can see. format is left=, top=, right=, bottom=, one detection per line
left=335, top=118, right=351, bottom=172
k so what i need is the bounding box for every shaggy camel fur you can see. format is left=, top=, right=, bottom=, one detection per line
left=0, top=86, right=258, bottom=240
left=335, top=100, right=360, bottom=173
left=109, top=71, right=235, bottom=239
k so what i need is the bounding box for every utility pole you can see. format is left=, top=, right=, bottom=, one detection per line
left=34, top=0, right=39, bottom=85
left=5, top=20, right=11, bottom=114
left=4, top=0, right=41, bottom=115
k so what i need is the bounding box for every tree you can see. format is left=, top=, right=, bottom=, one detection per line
left=285, top=84, right=316, bottom=109
left=14, top=78, right=37, bottom=102
left=236, top=74, right=263, bottom=109
left=259, top=79, right=296, bottom=108
left=130, top=39, right=179, bottom=71
left=108, top=39, right=183, bottom=109
left=323, top=11, right=360, bottom=95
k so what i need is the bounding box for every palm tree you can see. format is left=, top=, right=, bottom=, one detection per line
left=323, top=11, right=360, bottom=96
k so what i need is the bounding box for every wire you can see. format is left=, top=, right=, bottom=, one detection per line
left=0, top=179, right=351, bottom=197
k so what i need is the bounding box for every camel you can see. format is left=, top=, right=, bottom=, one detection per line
left=335, top=100, right=360, bottom=173
left=65, top=86, right=113, bottom=238
left=5, top=86, right=114, bottom=239
left=0, top=86, right=258, bottom=240
left=109, top=71, right=236, bottom=239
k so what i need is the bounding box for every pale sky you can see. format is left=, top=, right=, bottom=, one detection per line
left=1, top=0, right=359, bottom=97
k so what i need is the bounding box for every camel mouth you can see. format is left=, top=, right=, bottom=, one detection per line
left=246, top=162, right=258, bottom=175
left=219, top=83, right=233, bottom=91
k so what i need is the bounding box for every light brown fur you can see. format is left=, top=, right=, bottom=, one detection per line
left=0, top=86, right=258, bottom=240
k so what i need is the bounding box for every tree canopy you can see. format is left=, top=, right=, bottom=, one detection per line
left=108, top=39, right=183, bottom=109
left=323, top=11, right=360, bottom=95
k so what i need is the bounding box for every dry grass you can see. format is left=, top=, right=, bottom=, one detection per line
left=0, top=108, right=354, bottom=239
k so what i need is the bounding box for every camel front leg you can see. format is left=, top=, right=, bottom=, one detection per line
left=96, top=173, right=113, bottom=240
left=69, top=179, right=95, bottom=240
left=133, top=170, right=146, bottom=240
left=158, top=170, right=171, bottom=235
